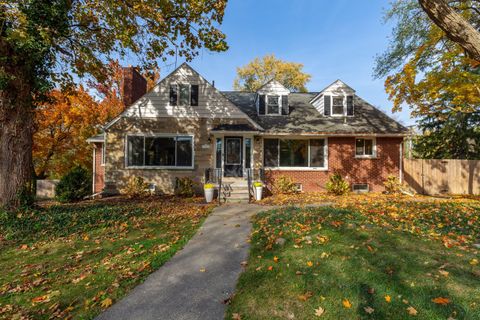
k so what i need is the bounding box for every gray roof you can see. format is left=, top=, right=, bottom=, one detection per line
left=211, top=123, right=259, bottom=132
left=86, top=133, right=105, bottom=143
left=222, top=91, right=408, bottom=135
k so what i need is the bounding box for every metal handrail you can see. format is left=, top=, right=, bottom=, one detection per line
left=246, top=168, right=253, bottom=203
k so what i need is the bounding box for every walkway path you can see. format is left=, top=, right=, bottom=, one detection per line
left=96, top=204, right=267, bottom=320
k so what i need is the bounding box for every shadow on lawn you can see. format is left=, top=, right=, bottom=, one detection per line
left=242, top=207, right=478, bottom=320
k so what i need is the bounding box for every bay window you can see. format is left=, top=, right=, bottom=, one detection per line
left=264, top=138, right=327, bottom=169
left=127, top=135, right=194, bottom=168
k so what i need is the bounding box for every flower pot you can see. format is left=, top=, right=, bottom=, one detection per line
left=204, top=188, right=214, bottom=203
left=254, top=186, right=263, bottom=201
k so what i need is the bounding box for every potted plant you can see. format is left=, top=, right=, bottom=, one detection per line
left=204, top=183, right=215, bottom=203
left=253, top=182, right=263, bottom=201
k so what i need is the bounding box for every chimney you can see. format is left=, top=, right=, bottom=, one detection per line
left=122, top=66, right=147, bottom=106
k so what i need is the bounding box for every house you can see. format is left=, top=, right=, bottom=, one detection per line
left=87, top=63, right=408, bottom=198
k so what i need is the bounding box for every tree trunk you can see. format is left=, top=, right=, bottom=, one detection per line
left=0, top=49, right=34, bottom=209
left=419, top=0, right=480, bottom=62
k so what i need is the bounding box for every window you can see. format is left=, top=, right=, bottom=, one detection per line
left=169, top=84, right=199, bottom=106
left=126, top=135, right=194, bottom=168
left=263, top=138, right=327, bottom=168
left=355, top=138, right=375, bottom=157
left=352, top=183, right=369, bottom=193
left=245, top=138, right=252, bottom=169
left=332, top=96, right=344, bottom=115
left=280, top=140, right=308, bottom=167
left=215, top=138, right=222, bottom=169
left=267, top=95, right=280, bottom=115
left=323, top=95, right=354, bottom=116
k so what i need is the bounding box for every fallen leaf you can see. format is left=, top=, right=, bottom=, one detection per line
left=342, top=299, right=352, bottom=308
left=268, top=266, right=273, bottom=271
left=470, top=259, right=478, bottom=266
left=314, top=306, right=325, bottom=317
left=273, top=256, right=279, bottom=263
left=31, top=294, right=49, bottom=304
left=298, top=291, right=313, bottom=301
left=407, top=306, right=418, bottom=316
left=101, top=298, right=113, bottom=309
left=385, top=295, right=391, bottom=303
left=199, top=268, right=206, bottom=272
left=307, top=261, right=313, bottom=267
left=438, top=270, right=449, bottom=277
left=232, top=313, right=242, bottom=320
left=364, top=306, right=374, bottom=314
left=432, top=297, right=450, bottom=305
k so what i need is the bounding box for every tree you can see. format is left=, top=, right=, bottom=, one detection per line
left=376, top=1, right=480, bottom=159
left=1, top=0, right=228, bottom=208
left=33, top=61, right=160, bottom=179
left=418, top=0, right=480, bottom=62
left=233, top=54, right=311, bottom=92
left=375, top=1, right=480, bottom=116
left=413, top=112, right=480, bottom=159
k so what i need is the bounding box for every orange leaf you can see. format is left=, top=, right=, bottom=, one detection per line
left=342, top=299, right=352, bottom=309
left=385, top=295, right=391, bottom=303
left=432, top=297, right=450, bottom=305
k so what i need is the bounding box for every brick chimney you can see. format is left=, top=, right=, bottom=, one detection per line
left=122, top=66, right=147, bottom=106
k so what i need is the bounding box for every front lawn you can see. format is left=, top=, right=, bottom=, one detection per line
left=0, top=197, right=213, bottom=319
left=228, top=200, right=480, bottom=319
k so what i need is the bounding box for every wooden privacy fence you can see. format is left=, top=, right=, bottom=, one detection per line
left=403, top=159, right=480, bottom=195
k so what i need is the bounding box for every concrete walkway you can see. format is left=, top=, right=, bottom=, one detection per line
left=96, top=204, right=266, bottom=320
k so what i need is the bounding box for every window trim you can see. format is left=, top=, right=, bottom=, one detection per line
left=266, top=95, right=281, bottom=115
left=263, top=137, right=328, bottom=170
left=326, top=95, right=355, bottom=117
left=331, top=96, right=344, bottom=116
left=169, top=84, right=198, bottom=107
left=124, top=133, right=195, bottom=169
left=355, top=137, right=377, bottom=158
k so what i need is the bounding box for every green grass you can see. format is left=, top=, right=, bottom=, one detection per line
left=0, top=197, right=213, bottom=319
left=227, top=205, right=480, bottom=320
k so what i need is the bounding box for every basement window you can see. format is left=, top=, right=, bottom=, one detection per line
left=352, top=184, right=369, bottom=193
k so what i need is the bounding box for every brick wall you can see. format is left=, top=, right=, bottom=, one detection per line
left=93, top=142, right=105, bottom=193
left=264, top=137, right=403, bottom=193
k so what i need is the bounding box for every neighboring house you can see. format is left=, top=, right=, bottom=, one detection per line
left=87, top=63, right=408, bottom=197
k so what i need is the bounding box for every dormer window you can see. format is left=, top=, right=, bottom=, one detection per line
left=169, top=84, right=199, bottom=106
left=267, top=95, right=280, bottom=115
left=332, top=96, right=344, bottom=115
left=323, top=95, right=354, bottom=117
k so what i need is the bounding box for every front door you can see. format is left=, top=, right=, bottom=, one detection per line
left=224, top=137, right=243, bottom=177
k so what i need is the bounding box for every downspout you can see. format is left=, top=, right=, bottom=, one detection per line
left=399, top=141, right=403, bottom=183
left=92, top=146, right=96, bottom=194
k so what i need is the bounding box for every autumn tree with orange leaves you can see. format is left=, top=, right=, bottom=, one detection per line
left=33, top=62, right=160, bottom=179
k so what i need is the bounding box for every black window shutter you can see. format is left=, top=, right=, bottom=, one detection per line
left=169, top=85, right=177, bottom=106
left=324, top=95, right=331, bottom=116
left=258, top=95, right=266, bottom=115
left=190, top=85, right=199, bottom=106
left=281, top=95, right=289, bottom=115
left=347, top=95, right=354, bottom=115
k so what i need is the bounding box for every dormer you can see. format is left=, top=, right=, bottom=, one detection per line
left=310, top=80, right=355, bottom=117
left=255, top=79, right=290, bottom=116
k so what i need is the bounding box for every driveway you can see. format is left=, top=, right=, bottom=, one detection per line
left=96, top=204, right=266, bottom=320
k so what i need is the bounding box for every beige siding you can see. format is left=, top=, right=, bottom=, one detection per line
left=123, top=64, right=249, bottom=119
left=105, top=117, right=251, bottom=194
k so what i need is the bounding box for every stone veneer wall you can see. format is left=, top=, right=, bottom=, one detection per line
left=104, top=117, right=252, bottom=194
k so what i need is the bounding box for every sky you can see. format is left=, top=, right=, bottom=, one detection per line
left=155, top=0, right=415, bottom=126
